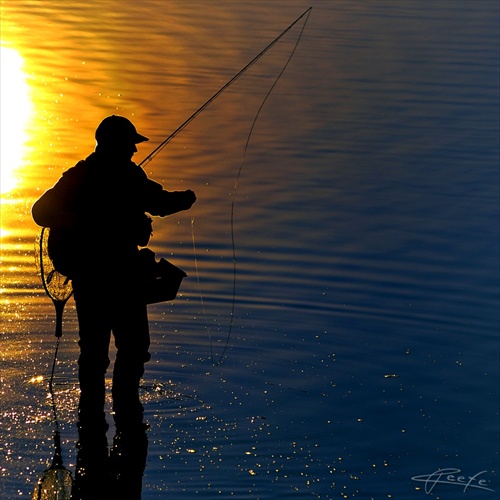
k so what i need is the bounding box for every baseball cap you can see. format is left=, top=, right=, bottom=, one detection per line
left=95, top=115, right=149, bottom=144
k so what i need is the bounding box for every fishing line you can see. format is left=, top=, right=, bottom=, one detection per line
left=139, top=8, right=312, bottom=366
left=191, top=9, right=312, bottom=366
left=190, top=216, right=216, bottom=363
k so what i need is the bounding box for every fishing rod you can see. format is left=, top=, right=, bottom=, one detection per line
left=139, top=6, right=312, bottom=167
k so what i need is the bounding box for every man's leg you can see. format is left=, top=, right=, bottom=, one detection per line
left=111, top=298, right=151, bottom=430
left=73, top=279, right=111, bottom=430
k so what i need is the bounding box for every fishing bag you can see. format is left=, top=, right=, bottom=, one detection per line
left=137, top=248, right=187, bottom=304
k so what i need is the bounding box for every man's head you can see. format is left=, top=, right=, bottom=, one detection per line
left=95, top=115, right=148, bottom=159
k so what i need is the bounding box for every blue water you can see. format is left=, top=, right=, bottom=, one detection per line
left=1, top=1, right=498, bottom=498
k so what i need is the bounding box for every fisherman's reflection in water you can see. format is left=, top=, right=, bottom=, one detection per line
left=72, top=401, right=148, bottom=499
left=32, top=115, right=196, bottom=498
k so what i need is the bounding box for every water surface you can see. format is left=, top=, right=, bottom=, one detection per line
left=1, top=1, right=499, bottom=498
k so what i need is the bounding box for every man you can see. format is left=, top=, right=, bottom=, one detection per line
left=32, top=115, right=196, bottom=434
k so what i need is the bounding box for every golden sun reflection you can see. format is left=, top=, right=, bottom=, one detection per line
left=0, top=46, right=32, bottom=194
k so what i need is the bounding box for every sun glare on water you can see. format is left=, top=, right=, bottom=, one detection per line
left=0, top=46, right=32, bottom=194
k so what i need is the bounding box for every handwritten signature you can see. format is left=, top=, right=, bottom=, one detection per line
left=411, top=468, right=494, bottom=494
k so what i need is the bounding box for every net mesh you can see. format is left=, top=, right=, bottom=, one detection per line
left=31, top=467, right=73, bottom=500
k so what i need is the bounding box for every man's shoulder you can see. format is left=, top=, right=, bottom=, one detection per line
left=62, top=157, right=90, bottom=177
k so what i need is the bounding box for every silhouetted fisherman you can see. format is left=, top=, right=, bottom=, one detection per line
left=32, top=115, right=196, bottom=436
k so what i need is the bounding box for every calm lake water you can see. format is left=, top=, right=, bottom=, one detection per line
left=1, top=1, right=499, bottom=498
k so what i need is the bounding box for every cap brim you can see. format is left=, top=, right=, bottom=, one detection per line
left=135, top=133, right=149, bottom=143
